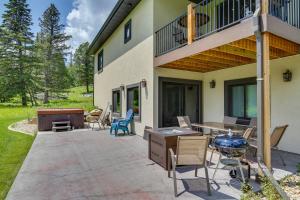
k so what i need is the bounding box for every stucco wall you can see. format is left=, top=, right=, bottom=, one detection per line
left=153, top=0, right=189, bottom=31
left=94, top=0, right=154, bottom=135
left=94, top=0, right=154, bottom=70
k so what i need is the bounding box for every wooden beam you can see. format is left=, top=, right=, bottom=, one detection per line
left=172, top=60, right=222, bottom=71
left=214, top=45, right=257, bottom=59
left=247, top=35, right=300, bottom=54
left=190, top=53, right=245, bottom=66
left=229, top=39, right=284, bottom=59
left=161, top=63, right=205, bottom=72
left=263, top=32, right=271, bottom=170
left=187, top=3, right=196, bottom=45
left=180, top=57, right=231, bottom=69
left=204, top=50, right=256, bottom=64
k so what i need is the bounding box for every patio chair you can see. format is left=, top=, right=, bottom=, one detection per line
left=270, top=125, right=289, bottom=166
left=177, top=116, right=192, bottom=129
left=110, top=109, right=134, bottom=136
left=89, top=103, right=109, bottom=130
left=249, top=125, right=288, bottom=166
left=249, top=118, right=257, bottom=127
left=223, top=116, right=238, bottom=124
left=168, top=136, right=211, bottom=197
left=173, top=27, right=187, bottom=45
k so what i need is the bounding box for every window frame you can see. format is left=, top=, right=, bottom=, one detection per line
left=124, top=19, right=132, bottom=44
left=224, top=77, right=257, bottom=120
left=126, top=83, right=141, bottom=121
left=112, top=88, right=122, bottom=117
left=97, top=50, right=104, bottom=73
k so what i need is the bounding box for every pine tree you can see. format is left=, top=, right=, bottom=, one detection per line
left=0, top=0, right=34, bottom=106
left=38, top=4, right=71, bottom=103
left=73, top=42, right=94, bottom=93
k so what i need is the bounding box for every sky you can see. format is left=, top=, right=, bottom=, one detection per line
left=0, top=0, right=118, bottom=52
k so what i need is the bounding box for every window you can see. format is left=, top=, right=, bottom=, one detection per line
left=97, top=50, right=103, bottom=72
left=127, top=83, right=140, bottom=120
left=112, top=89, right=121, bottom=116
left=124, top=20, right=132, bottom=44
left=225, top=78, right=257, bottom=119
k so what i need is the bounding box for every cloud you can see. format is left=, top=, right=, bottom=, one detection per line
left=65, top=0, right=118, bottom=52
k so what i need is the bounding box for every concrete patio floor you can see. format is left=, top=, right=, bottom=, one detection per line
left=6, top=129, right=300, bottom=200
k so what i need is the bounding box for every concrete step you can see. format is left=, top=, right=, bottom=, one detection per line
left=52, top=126, right=71, bottom=132
left=52, top=121, right=70, bottom=125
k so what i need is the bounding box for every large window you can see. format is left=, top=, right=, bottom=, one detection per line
left=225, top=78, right=257, bottom=119
left=124, top=19, right=132, bottom=44
left=112, top=89, right=121, bottom=116
left=97, top=50, right=103, bottom=72
left=127, top=83, right=140, bottom=120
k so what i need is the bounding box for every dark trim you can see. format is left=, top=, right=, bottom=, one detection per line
left=112, top=87, right=122, bottom=117
left=124, top=19, right=132, bottom=44
left=158, top=77, right=203, bottom=128
left=224, top=77, right=257, bottom=119
left=88, top=0, right=141, bottom=55
left=97, top=50, right=104, bottom=73
left=126, top=82, right=141, bottom=122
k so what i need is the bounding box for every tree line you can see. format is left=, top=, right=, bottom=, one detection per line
left=0, top=0, right=94, bottom=106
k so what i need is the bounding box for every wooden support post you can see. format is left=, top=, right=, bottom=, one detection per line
left=261, top=0, right=271, bottom=170
left=263, top=32, right=271, bottom=170
left=187, top=3, right=196, bottom=45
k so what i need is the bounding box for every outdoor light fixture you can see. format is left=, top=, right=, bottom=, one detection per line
left=120, top=84, right=125, bottom=91
left=283, top=70, right=292, bottom=82
left=210, top=80, right=216, bottom=88
left=141, top=79, right=147, bottom=88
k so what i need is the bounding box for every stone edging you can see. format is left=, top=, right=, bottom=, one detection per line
left=8, top=121, right=36, bottom=136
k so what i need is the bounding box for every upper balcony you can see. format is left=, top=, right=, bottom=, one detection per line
left=154, top=0, right=300, bottom=72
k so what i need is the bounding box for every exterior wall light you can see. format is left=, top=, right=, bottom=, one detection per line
left=283, top=70, right=292, bottom=82
left=120, top=84, right=125, bottom=91
left=209, top=80, right=216, bottom=88
left=141, top=79, right=147, bottom=88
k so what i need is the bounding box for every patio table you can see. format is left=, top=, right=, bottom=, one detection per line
left=191, top=122, right=248, bottom=135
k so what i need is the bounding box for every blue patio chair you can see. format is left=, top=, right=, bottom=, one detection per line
left=110, top=109, right=134, bottom=136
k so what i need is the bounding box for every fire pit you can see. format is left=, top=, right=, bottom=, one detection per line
left=37, top=109, right=84, bottom=131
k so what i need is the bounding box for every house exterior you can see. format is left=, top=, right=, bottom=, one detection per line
left=89, top=0, right=300, bottom=155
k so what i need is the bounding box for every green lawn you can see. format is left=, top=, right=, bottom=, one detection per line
left=0, top=87, right=93, bottom=199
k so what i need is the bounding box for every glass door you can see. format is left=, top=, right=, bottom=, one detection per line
left=159, top=78, right=201, bottom=128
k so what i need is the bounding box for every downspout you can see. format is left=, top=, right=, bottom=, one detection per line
left=253, top=0, right=263, bottom=169
left=253, top=1, right=289, bottom=199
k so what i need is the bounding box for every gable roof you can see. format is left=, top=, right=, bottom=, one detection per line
left=88, top=0, right=141, bottom=55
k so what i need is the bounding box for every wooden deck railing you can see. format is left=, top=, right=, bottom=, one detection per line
left=269, top=0, right=300, bottom=29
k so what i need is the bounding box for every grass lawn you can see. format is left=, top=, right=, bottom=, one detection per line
left=0, top=86, right=93, bottom=199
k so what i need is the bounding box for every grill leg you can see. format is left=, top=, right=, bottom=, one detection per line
left=212, top=153, right=222, bottom=181
left=238, top=159, right=245, bottom=183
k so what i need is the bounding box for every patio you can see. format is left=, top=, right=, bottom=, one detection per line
left=7, top=129, right=300, bottom=200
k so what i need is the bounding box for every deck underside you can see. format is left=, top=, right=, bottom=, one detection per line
left=158, top=33, right=300, bottom=73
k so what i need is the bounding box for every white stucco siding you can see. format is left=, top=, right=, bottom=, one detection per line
left=94, top=0, right=154, bottom=135
left=94, top=0, right=154, bottom=71
left=153, top=0, right=189, bottom=31
left=94, top=36, right=154, bottom=135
